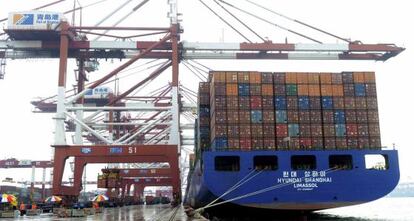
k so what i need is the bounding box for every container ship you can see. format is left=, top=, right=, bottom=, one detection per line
left=185, top=71, right=399, bottom=212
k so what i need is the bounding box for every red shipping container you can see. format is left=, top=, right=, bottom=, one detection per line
left=250, top=96, right=262, bottom=109
left=365, top=83, right=377, bottom=96
left=369, top=136, right=381, bottom=149
left=226, top=83, right=238, bottom=96
left=300, top=138, right=312, bottom=149
left=211, top=124, right=227, bottom=138
left=336, top=138, right=348, bottom=149
left=287, top=96, right=298, bottom=110
left=286, top=73, right=297, bottom=84
left=239, top=97, right=250, bottom=109
left=323, top=124, right=335, bottom=137
left=324, top=137, right=336, bottom=150
left=299, top=124, right=311, bottom=137
left=310, top=111, right=322, bottom=124
left=276, top=124, right=288, bottom=137
left=276, top=139, right=288, bottom=150
left=299, top=111, right=310, bottom=123
left=251, top=124, right=264, bottom=137
left=250, top=84, right=262, bottom=96
left=263, top=124, right=275, bottom=137
left=366, top=97, right=378, bottom=109
left=261, top=73, right=274, bottom=84
left=355, top=97, right=367, bottom=110
left=199, top=95, right=210, bottom=106
left=358, top=124, right=369, bottom=136
left=358, top=137, right=370, bottom=149
left=322, top=110, right=334, bottom=123
left=238, top=72, right=250, bottom=83
left=211, top=110, right=227, bottom=124
left=356, top=110, right=368, bottom=123
left=308, top=85, right=321, bottom=96
left=287, top=111, right=299, bottom=123
left=331, top=73, right=343, bottom=84
left=297, top=84, right=309, bottom=96
left=353, top=72, right=365, bottom=83
left=320, top=73, right=332, bottom=84
left=262, top=84, right=274, bottom=96
left=321, top=85, right=333, bottom=96
left=345, top=110, right=357, bottom=123
left=369, top=124, right=381, bottom=136
left=346, top=124, right=358, bottom=137
left=274, top=84, right=286, bottom=95
left=344, top=97, right=356, bottom=109
left=309, top=97, right=321, bottom=109
left=343, top=84, right=354, bottom=96
left=199, top=82, right=210, bottom=94
left=239, top=124, right=251, bottom=137
left=227, top=110, right=239, bottom=124
left=228, top=139, right=240, bottom=149
left=227, top=125, right=240, bottom=137
left=252, top=138, right=263, bottom=150
left=211, top=96, right=226, bottom=110
left=211, top=83, right=226, bottom=96
left=332, top=85, right=344, bottom=97
left=240, top=138, right=252, bottom=151
left=333, top=97, right=344, bottom=109
left=226, top=96, right=238, bottom=110
left=311, top=124, right=323, bottom=137
left=239, top=110, right=251, bottom=123
left=263, top=138, right=276, bottom=150
left=273, top=72, right=286, bottom=84
left=226, top=72, right=238, bottom=83
left=312, top=138, right=324, bottom=150
left=367, top=110, right=379, bottom=122
left=262, top=96, right=274, bottom=109
left=262, top=110, right=275, bottom=123
left=347, top=138, right=359, bottom=149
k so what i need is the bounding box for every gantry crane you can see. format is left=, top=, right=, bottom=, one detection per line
left=0, top=0, right=404, bottom=204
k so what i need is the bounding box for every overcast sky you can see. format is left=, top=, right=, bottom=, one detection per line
left=0, top=0, right=413, bottom=188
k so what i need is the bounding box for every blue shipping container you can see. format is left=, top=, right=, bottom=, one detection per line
left=238, top=83, right=250, bottom=96
left=298, top=96, right=310, bottom=109
left=335, top=124, right=346, bottom=137
left=275, top=110, right=287, bottom=123
left=251, top=110, right=263, bottom=123
left=211, top=137, right=228, bottom=150
left=334, top=110, right=346, bottom=123
left=288, top=124, right=300, bottom=137
left=354, top=83, right=366, bottom=96
left=322, top=96, right=333, bottom=109
left=199, top=107, right=210, bottom=117
left=275, top=96, right=287, bottom=109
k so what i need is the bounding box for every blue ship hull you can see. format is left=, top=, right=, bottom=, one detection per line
left=185, top=149, right=399, bottom=211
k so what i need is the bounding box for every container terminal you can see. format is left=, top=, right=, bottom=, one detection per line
left=0, top=0, right=404, bottom=220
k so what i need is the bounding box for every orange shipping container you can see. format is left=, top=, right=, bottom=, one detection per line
left=285, top=72, right=297, bottom=84
left=321, top=85, right=333, bottom=96
left=320, top=73, right=332, bottom=84
left=238, top=72, right=249, bottom=83
left=226, top=72, right=238, bottom=83
left=249, top=71, right=261, bottom=83
left=211, top=72, right=226, bottom=82
left=332, top=85, right=344, bottom=96
left=308, top=73, right=320, bottom=84
left=261, top=84, right=274, bottom=96
left=353, top=72, right=365, bottom=83
left=308, top=85, right=321, bottom=96
left=297, top=84, right=309, bottom=96
left=297, top=73, right=309, bottom=84
left=364, top=72, right=376, bottom=83
left=226, top=83, right=238, bottom=96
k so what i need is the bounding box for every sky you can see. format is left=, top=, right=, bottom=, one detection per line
left=0, top=0, right=413, bottom=188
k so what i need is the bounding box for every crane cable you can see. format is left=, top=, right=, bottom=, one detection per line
left=218, top=0, right=323, bottom=44
left=244, top=0, right=351, bottom=43
left=198, top=0, right=253, bottom=43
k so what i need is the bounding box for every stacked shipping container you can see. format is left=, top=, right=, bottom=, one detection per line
left=197, top=71, right=381, bottom=151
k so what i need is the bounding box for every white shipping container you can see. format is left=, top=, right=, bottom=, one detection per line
left=7, top=11, right=66, bottom=30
